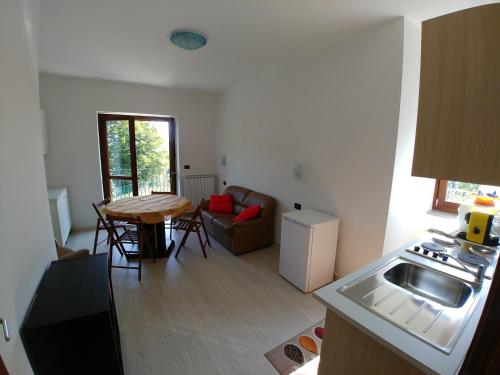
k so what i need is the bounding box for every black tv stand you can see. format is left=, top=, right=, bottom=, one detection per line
left=21, top=254, right=124, bottom=374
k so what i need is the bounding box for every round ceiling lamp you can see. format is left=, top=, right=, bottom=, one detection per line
left=170, top=30, right=207, bottom=50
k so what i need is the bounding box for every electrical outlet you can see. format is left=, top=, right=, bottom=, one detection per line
left=294, top=203, right=302, bottom=210
left=223, top=180, right=227, bottom=186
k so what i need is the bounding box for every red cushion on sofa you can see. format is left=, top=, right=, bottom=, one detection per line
left=232, top=205, right=261, bottom=223
left=209, top=194, right=233, bottom=214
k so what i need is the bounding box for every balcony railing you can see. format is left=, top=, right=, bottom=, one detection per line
left=111, top=170, right=172, bottom=201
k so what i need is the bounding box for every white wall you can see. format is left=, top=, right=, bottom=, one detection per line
left=40, top=74, right=219, bottom=228
left=382, top=19, right=436, bottom=254
left=217, top=19, right=406, bottom=277
left=0, top=0, right=56, bottom=373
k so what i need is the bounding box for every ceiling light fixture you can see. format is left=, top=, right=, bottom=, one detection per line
left=170, top=30, right=207, bottom=50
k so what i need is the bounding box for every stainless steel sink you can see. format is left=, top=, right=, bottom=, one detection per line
left=383, top=262, right=473, bottom=308
left=339, top=258, right=481, bottom=353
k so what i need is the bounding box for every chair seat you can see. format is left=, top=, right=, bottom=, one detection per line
left=118, top=229, right=139, bottom=243
left=174, top=219, right=197, bottom=231
left=98, top=220, right=129, bottom=230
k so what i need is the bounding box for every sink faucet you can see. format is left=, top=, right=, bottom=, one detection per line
left=443, top=254, right=486, bottom=283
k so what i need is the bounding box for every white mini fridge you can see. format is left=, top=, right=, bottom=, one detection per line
left=279, top=210, right=339, bottom=292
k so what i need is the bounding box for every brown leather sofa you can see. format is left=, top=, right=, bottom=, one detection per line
left=201, top=186, right=275, bottom=255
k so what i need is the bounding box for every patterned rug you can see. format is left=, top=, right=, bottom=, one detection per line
left=264, top=321, right=325, bottom=375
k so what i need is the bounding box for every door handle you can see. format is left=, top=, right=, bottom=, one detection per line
left=0, top=319, right=10, bottom=342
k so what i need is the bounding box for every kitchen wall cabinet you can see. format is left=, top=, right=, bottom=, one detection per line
left=412, top=4, right=500, bottom=186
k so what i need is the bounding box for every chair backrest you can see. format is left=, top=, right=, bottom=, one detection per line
left=92, top=198, right=111, bottom=225
left=106, top=214, right=142, bottom=246
left=184, top=200, right=204, bottom=223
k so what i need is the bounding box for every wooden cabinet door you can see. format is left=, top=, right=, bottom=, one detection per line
left=0, top=354, right=9, bottom=375
left=412, top=4, right=500, bottom=186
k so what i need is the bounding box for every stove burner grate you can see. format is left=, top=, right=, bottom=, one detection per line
left=457, top=251, right=490, bottom=267
left=421, top=242, right=446, bottom=253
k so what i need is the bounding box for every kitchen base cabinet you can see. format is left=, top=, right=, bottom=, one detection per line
left=318, top=310, right=426, bottom=375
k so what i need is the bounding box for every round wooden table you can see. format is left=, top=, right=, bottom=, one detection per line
left=103, top=194, right=192, bottom=257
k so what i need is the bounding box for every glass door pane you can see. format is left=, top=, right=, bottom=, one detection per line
left=110, top=179, right=133, bottom=201
left=135, top=120, right=172, bottom=195
left=106, top=119, right=134, bottom=200
left=107, top=120, right=132, bottom=176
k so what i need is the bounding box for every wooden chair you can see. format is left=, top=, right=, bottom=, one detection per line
left=107, top=214, right=155, bottom=281
left=91, top=199, right=130, bottom=255
left=151, top=191, right=175, bottom=239
left=174, top=200, right=211, bottom=259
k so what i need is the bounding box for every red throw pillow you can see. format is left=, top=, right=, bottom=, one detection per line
left=209, top=194, right=233, bottom=214
left=233, top=205, right=261, bottom=223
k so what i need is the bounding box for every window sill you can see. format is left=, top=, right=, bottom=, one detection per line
left=427, top=209, right=458, bottom=219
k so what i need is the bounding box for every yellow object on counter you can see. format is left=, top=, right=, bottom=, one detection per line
left=466, top=211, right=493, bottom=244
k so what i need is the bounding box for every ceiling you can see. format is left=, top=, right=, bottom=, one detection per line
left=39, top=0, right=493, bottom=92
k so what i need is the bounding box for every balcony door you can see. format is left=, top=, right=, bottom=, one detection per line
left=98, top=114, right=176, bottom=200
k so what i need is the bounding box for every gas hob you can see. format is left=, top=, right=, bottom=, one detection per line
left=406, top=239, right=498, bottom=280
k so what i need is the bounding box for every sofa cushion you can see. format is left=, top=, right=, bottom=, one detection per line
left=224, top=186, right=251, bottom=214
left=243, top=192, right=275, bottom=219
left=209, top=194, right=233, bottom=214
left=233, top=205, right=261, bottom=223
left=212, top=214, right=234, bottom=231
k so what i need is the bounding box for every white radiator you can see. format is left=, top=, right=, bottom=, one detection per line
left=180, top=173, right=217, bottom=206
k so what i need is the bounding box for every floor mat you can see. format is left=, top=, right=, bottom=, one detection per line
left=264, top=320, right=325, bottom=375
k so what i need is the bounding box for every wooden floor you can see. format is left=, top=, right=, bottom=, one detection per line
left=68, top=228, right=325, bottom=375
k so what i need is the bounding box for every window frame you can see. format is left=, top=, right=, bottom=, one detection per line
left=97, top=113, right=177, bottom=200
left=432, top=180, right=459, bottom=214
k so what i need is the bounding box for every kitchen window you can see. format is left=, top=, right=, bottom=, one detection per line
left=433, top=180, right=499, bottom=214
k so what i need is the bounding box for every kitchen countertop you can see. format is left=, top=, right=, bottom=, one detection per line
left=313, top=240, right=494, bottom=375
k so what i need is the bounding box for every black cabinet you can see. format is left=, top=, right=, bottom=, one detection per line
left=21, top=254, right=124, bottom=375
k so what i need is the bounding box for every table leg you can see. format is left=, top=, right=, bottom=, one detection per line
left=143, top=223, right=175, bottom=258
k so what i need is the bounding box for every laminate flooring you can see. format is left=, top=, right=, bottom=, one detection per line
left=68, top=228, right=325, bottom=375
